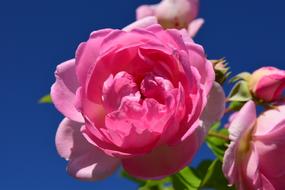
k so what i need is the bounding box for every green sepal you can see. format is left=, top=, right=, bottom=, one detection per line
left=230, top=72, right=251, bottom=83
left=228, top=81, right=252, bottom=102
left=228, top=101, right=245, bottom=111
left=211, top=58, right=231, bottom=85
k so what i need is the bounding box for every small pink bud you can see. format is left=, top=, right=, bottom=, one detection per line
left=249, top=67, right=285, bottom=102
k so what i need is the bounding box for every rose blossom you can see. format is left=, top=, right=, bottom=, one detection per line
left=136, top=0, right=204, bottom=37
left=223, top=101, right=285, bottom=189
left=248, top=67, right=285, bottom=102
left=51, top=17, right=225, bottom=181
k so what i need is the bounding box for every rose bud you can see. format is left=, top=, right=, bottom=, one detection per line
left=51, top=17, right=225, bottom=181
left=248, top=67, right=285, bottom=102
left=223, top=101, right=285, bottom=189
left=211, top=59, right=230, bottom=84
left=136, top=0, right=204, bottom=37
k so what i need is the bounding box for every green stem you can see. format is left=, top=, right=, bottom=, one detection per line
left=207, top=131, right=229, bottom=141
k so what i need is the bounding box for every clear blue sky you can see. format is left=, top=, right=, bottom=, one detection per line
left=0, top=0, right=284, bottom=189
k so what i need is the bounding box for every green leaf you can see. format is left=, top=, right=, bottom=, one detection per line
left=228, top=81, right=252, bottom=102
left=38, top=94, right=52, bottom=103
left=200, top=159, right=234, bottom=190
left=171, top=167, right=201, bottom=190
left=193, top=160, right=212, bottom=180
left=206, top=123, right=229, bottom=161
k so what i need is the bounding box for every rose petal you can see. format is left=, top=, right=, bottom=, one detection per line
left=260, top=174, right=275, bottom=190
left=136, top=5, right=156, bottom=20
left=122, top=121, right=203, bottom=179
left=254, top=128, right=285, bottom=189
left=234, top=144, right=260, bottom=190
left=103, top=98, right=168, bottom=150
left=186, top=44, right=215, bottom=95
left=75, top=29, right=113, bottom=85
left=223, top=142, right=238, bottom=185
left=55, top=118, right=120, bottom=181
left=254, top=104, right=285, bottom=137
left=228, top=101, right=256, bottom=141
left=123, top=16, right=158, bottom=32
left=102, top=72, right=140, bottom=112
left=255, top=74, right=285, bottom=101
left=245, top=145, right=260, bottom=187
left=66, top=151, right=119, bottom=181
left=200, top=82, right=225, bottom=131
left=51, top=59, right=84, bottom=122
left=188, top=18, right=204, bottom=37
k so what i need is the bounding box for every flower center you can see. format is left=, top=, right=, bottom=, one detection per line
left=237, top=125, right=254, bottom=161
left=140, top=74, right=174, bottom=104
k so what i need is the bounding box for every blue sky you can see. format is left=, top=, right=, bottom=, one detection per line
left=0, top=0, right=284, bottom=189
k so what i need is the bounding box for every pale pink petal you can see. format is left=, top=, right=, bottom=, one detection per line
left=55, top=118, right=81, bottom=160
left=244, top=145, right=260, bottom=187
left=223, top=137, right=260, bottom=189
left=188, top=18, right=204, bottom=37
left=254, top=130, right=285, bottom=189
left=234, top=145, right=260, bottom=190
left=254, top=104, right=285, bottom=136
left=228, top=101, right=256, bottom=141
left=51, top=59, right=84, bottom=123
left=200, top=82, right=225, bottom=131
left=223, top=101, right=258, bottom=189
left=123, top=16, right=158, bottom=32
left=55, top=118, right=120, bottom=181
left=122, top=121, right=203, bottom=179
left=154, top=0, right=199, bottom=29
left=223, top=142, right=238, bottom=185
left=67, top=150, right=119, bottom=181
left=136, top=5, right=156, bottom=20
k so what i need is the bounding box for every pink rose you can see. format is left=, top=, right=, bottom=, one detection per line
left=51, top=17, right=225, bottom=181
left=249, top=67, right=285, bottom=102
left=223, top=101, right=285, bottom=189
left=136, top=0, right=204, bottom=37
